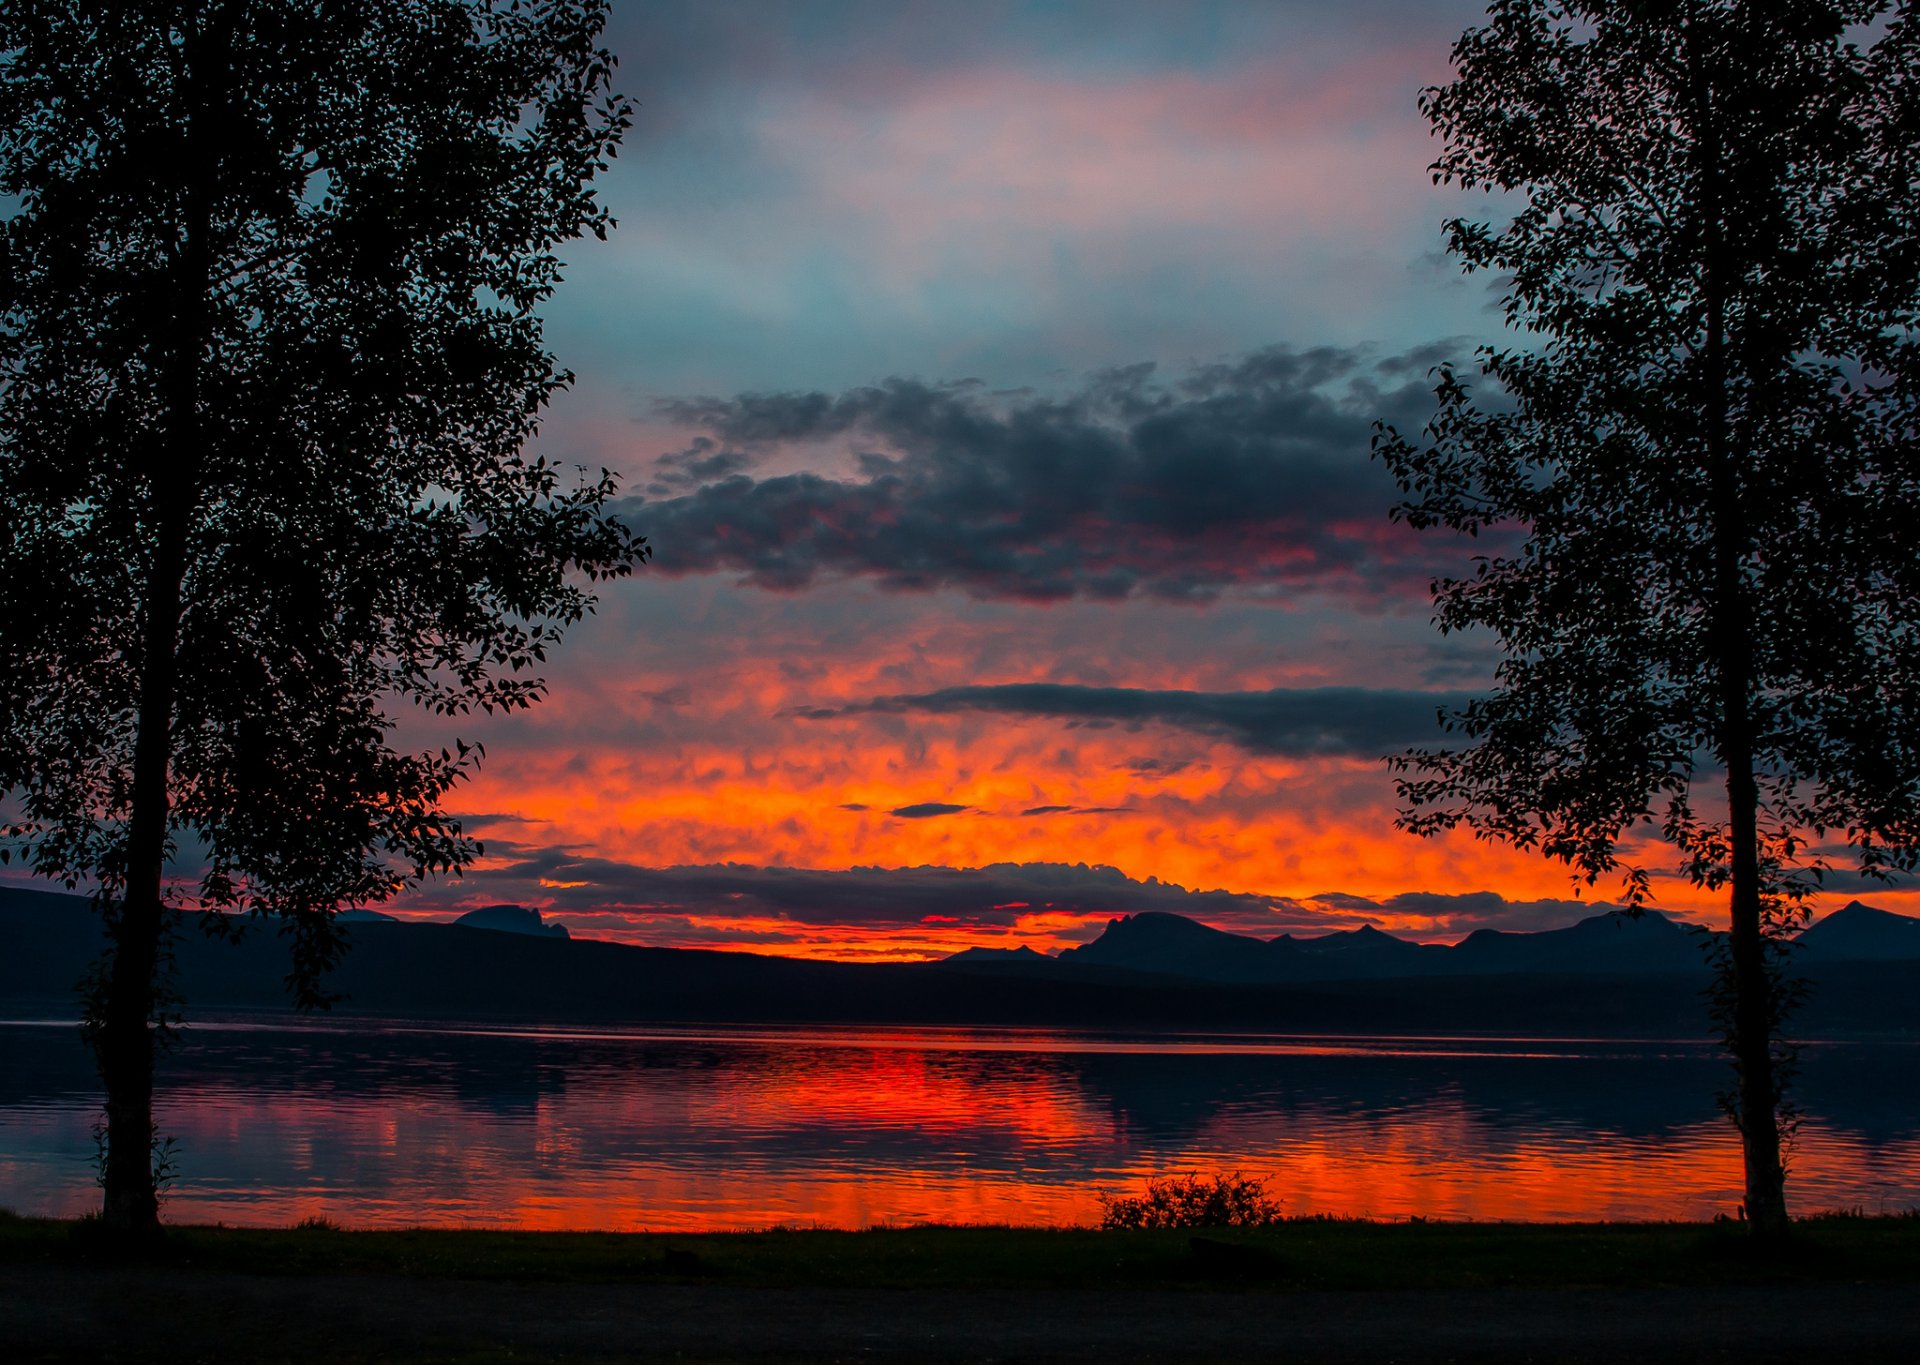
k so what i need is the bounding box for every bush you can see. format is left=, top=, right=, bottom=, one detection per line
left=1096, top=1172, right=1284, bottom=1230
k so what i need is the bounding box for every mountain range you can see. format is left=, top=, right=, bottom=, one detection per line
left=1, top=887, right=1915, bottom=1037
left=956, top=900, right=1920, bottom=986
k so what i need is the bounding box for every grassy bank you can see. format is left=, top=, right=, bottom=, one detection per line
left=4, top=1209, right=1917, bottom=1292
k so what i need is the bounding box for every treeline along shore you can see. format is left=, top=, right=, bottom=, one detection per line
left=3, top=888, right=1916, bottom=1038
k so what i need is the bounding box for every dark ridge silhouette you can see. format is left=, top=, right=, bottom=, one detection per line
left=1052, top=906, right=1705, bottom=983
left=2, top=888, right=1915, bottom=1038
left=939, top=944, right=1048, bottom=965
left=453, top=904, right=570, bottom=939
left=1055, top=911, right=1314, bottom=983
left=1798, top=900, right=1920, bottom=961
left=1277, top=922, right=1447, bottom=978
left=1442, top=910, right=1704, bottom=976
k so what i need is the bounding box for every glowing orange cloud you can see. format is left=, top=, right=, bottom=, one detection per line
left=384, top=574, right=1916, bottom=959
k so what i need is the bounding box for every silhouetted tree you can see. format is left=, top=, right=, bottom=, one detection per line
left=0, top=0, right=642, bottom=1235
left=1374, top=0, right=1920, bottom=1240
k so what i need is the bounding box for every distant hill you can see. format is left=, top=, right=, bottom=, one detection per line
left=940, top=944, right=1048, bottom=966
left=453, top=904, right=569, bottom=939
left=1797, top=901, right=1920, bottom=961
left=1050, top=907, right=1704, bottom=984
left=2, top=886, right=1915, bottom=1038
left=1445, top=910, right=1704, bottom=977
left=1280, top=922, right=1449, bottom=979
left=1057, top=912, right=1317, bottom=983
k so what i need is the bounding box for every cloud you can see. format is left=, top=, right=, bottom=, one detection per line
left=889, top=802, right=970, bottom=819
left=645, top=437, right=760, bottom=494
left=1313, top=889, right=1639, bottom=934
left=392, top=851, right=1654, bottom=951
left=816, top=683, right=1472, bottom=758
left=1017, top=804, right=1131, bottom=817
left=623, top=347, right=1458, bottom=604
left=403, top=854, right=1327, bottom=937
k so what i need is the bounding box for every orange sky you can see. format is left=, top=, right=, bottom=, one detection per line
left=112, top=0, right=1918, bottom=965
left=378, top=577, right=1917, bottom=961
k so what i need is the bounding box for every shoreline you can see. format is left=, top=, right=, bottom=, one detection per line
left=9, top=1211, right=1918, bottom=1290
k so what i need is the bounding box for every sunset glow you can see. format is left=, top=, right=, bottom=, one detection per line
left=322, top=0, right=1918, bottom=960
left=11, top=0, right=1912, bottom=960
left=8, top=3, right=1920, bottom=1326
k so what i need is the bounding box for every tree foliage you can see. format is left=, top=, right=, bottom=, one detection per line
left=0, top=0, right=643, bottom=1230
left=1097, top=1172, right=1286, bottom=1231
left=1374, top=0, right=1920, bottom=1237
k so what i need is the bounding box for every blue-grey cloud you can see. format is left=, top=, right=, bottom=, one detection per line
left=1018, top=804, right=1131, bottom=817
left=888, top=802, right=969, bottom=819
left=646, top=437, right=759, bottom=492
left=391, top=851, right=1643, bottom=942
left=441, top=855, right=1312, bottom=933
left=808, top=683, right=1472, bottom=758
left=623, top=347, right=1460, bottom=603
left=1316, top=889, right=1634, bottom=932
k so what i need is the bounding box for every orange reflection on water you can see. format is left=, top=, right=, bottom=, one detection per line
left=121, top=1096, right=1913, bottom=1232
left=5, top=1023, right=1916, bottom=1231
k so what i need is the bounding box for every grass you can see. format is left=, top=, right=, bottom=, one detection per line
left=3, top=1205, right=1918, bottom=1292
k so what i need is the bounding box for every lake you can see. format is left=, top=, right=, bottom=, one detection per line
left=1, top=1014, right=1916, bottom=1229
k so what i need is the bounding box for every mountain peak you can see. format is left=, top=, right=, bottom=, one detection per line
left=1099, top=912, right=1241, bottom=941
left=1563, top=909, right=1690, bottom=936
left=1061, top=912, right=1284, bottom=983
left=942, top=944, right=1044, bottom=963
left=1834, top=900, right=1898, bottom=919
left=452, top=904, right=570, bottom=940
left=1798, top=901, right=1920, bottom=961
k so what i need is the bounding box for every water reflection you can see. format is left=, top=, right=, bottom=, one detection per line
left=1, top=1016, right=1916, bottom=1229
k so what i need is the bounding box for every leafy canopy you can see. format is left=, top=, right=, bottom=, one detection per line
left=0, top=0, right=645, bottom=986
left=1373, top=0, right=1920, bottom=914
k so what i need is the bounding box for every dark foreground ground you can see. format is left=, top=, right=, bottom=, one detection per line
left=7, top=1217, right=1920, bottom=1363
left=12, top=1264, right=1920, bottom=1364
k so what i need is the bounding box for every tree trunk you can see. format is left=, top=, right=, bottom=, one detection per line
left=1725, top=771, right=1790, bottom=1238
left=96, top=519, right=187, bottom=1236
left=94, top=21, right=212, bottom=1234
left=1690, top=16, right=1790, bottom=1242
left=1711, top=489, right=1790, bottom=1237
left=1701, top=201, right=1791, bottom=1239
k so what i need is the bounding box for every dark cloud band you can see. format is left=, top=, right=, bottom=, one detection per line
left=625, top=346, right=1456, bottom=603
left=398, top=851, right=1628, bottom=941
left=458, top=856, right=1300, bottom=932
left=810, top=683, right=1473, bottom=758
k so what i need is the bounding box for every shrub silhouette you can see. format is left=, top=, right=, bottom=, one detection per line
left=1097, top=1172, right=1283, bottom=1230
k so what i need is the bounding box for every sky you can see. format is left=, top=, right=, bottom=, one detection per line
left=171, top=2, right=1920, bottom=956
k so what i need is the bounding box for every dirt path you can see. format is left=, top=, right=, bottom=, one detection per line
left=9, top=1262, right=1920, bottom=1363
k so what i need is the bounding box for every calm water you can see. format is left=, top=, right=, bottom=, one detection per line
left=1, top=1014, right=1916, bottom=1229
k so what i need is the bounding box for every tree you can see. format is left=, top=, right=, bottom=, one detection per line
left=1373, top=0, right=1920, bottom=1240
left=0, top=0, right=644, bottom=1235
